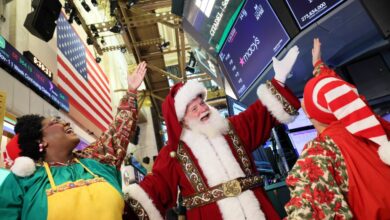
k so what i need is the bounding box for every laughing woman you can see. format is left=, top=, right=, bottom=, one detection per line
left=0, top=62, right=147, bottom=220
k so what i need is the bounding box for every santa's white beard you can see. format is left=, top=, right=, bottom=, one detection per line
left=186, top=106, right=229, bottom=138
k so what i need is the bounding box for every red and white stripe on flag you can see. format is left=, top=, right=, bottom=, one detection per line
left=57, top=13, right=112, bottom=131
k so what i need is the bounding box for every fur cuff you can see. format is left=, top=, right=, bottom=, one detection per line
left=378, top=142, right=390, bottom=166
left=257, top=83, right=296, bottom=124
left=174, top=80, right=207, bottom=121
left=10, top=156, right=36, bottom=177
left=123, top=184, right=164, bottom=220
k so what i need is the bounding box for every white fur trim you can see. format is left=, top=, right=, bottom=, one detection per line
left=181, top=129, right=265, bottom=219
left=174, top=80, right=207, bottom=121
left=257, top=83, right=296, bottom=124
left=378, top=142, right=390, bottom=166
left=10, top=156, right=36, bottom=177
left=123, top=184, right=164, bottom=220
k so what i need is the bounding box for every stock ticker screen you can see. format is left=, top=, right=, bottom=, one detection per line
left=0, top=35, right=69, bottom=112
left=182, top=0, right=246, bottom=54
left=218, top=0, right=289, bottom=98
left=285, top=0, right=345, bottom=29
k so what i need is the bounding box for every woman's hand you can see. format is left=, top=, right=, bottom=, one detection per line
left=312, top=38, right=321, bottom=67
left=128, top=61, right=147, bottom=90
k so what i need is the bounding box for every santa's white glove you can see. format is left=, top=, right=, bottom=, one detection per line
left=273, top=45, right=300, bottom=84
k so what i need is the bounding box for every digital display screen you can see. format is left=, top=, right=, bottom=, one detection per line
left=226, top=95, right=247, bottom=116
left=0, top=35, right=69, bottom=112
left=288, top=129, right=317, bottom=155
left=134, top=169, right=145, bottom=183
left=182, top=0, right=245, bottom=53
left=285, top=0, right=345, bottom=29
left=218, top=0, right=290, bottom=98
left=287, top=98, right=313, bottom=130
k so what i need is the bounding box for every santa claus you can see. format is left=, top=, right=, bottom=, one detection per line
left=124, top=46, right=301, bottom=220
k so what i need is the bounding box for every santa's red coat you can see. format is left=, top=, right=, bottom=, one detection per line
left=128, top=80, right=299, bottom=220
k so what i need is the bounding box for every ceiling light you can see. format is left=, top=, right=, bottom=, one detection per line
left=64, top=1, right=72, bottom=14
left=81, top=1, right=91, bottom=12
left=110, top=0, right=118, bottom=16
left=68, top=9, right=75, bottom=23
left=100, top=37, right=106, bottom=46
left=90, top=24, right=97, bottom=33
left=91, top=0, right=98, bottom=7
left=74, top=15, right=82, bottom=25
left=109, top=22, right=122, bottom=33
left=87, top=37, right=94, bottom=45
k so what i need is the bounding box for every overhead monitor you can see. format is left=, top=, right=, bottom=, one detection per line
left=286, top=99, right=313, bottom=131
left=218, top=0, right=290, bottom=98
left=288, top=128, right=317, bottom=156
left=226, top=95, right=247, bottom=116
left=0, top=35, right=69, bottom=112
left=182, top=0, right=246, bottom=54
left=285, top=0, right=345, bottom=29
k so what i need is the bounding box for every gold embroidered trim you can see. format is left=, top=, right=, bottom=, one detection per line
left=265, top=80, right=298, bottom=116
left=127, top=197, right=150, bottom=220
left=313, top=63, right=326, bottom=77
left=182, top=175, right=263, bottom=209
left=177, top=142, right=207, bottom=192
left=227, top=124, right=253, bottom=176
left=46, top=177, right=105, bottom=196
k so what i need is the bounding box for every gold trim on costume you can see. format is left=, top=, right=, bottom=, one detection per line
left=127, top=197, right=150, bottom=220
left=46, top=178, right=106, bottom=196
left=265, top=80, right=298, bottom=116
left=182, top=176, right=263, bottom=210
left=177, top=142, right=207, bottom=192
left=227, top=123, right=253, bottom=176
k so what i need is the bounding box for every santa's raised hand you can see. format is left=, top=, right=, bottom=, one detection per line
left=272, top=45, right=300, bottom=84
left=128, top=61, right=147, bottom=90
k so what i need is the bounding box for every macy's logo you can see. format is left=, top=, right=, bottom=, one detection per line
left=239, top=35, right=260, bottom=66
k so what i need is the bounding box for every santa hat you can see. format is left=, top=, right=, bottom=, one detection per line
left=174, top=80, right=207, bottom=121
left=162, top=81, right=207, bottom=147
left=303, top=66, right=390, bottom=165
left=4, top=134, right=36, bottom=176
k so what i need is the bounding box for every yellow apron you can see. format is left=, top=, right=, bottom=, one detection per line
left=43, top=159, right=124, bottom=220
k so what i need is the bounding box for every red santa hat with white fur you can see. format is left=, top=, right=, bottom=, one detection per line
left=303, top=62, right=390, bottom=165
left=4, top=134, right=36, bottom=176
left=161, top=80, right=207, bottom=147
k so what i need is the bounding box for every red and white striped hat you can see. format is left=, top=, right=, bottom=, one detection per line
left=303, top=64, right=390, bottom=165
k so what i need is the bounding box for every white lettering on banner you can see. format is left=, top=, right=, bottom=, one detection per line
left=13, top=63, right=25, bottom=78
left=254, top=4, right=264, bottom=21
left=210, top=0, right=230, bottom=37
left=0, top=52, right=7, bottom=62
left=238, top=84, right=246, bottom=94
left=301, top=2, right=327, bottom=22
left=240, top=35, right=261, bottom=66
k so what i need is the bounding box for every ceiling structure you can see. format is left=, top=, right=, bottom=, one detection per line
left=68, top=0, right=224, bottom=146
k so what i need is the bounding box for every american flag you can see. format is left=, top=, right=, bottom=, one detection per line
left=57, top=13, right=112, bottom=131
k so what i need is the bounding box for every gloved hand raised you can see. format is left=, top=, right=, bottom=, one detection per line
left=273, top=45, right=300, bottom=84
